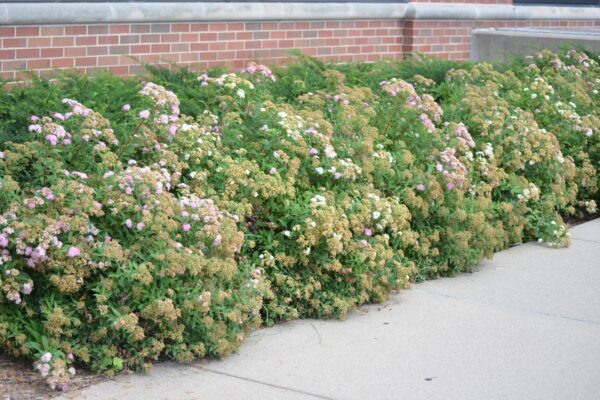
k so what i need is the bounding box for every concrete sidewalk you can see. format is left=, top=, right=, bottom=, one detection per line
left=63, top=219, right=600, bottom=400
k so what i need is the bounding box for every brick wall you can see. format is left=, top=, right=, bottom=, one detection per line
left=1, top=0, right=600, bottom=81
left=0, top=20, right=404, bottom=81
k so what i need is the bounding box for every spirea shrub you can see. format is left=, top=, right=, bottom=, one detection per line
left=0, top=52, right=598, bottom=390
left=0, top=83, right=264, bottom=391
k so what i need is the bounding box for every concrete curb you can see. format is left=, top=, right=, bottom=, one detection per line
left=2, top=2, right=600, bottom=25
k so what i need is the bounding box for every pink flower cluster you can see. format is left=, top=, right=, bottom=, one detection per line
left=35, top=353, right=52, bottom=378
left=29, top=118, right=71, bottom=147
left=454, top=123, right=475, bottom=148
left=437, top=147, right=468, bottom=190
left=330, top=93, right=350, bottom=106
left=380, top=79, right=443, bottom=131
left=139, top=82, right=181, bottom=140
left=242, top=62, right=276, bottom=82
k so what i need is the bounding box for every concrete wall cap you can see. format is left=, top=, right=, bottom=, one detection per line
left=2, top=2, right=600, bottom=25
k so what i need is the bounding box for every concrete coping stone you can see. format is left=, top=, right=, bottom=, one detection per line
left=474, top=27, right=600, bottom=37
left=2, top=2, right=600, bottom=25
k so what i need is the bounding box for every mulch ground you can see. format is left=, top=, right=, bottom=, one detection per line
left=0, top=353, right=107, bottom=400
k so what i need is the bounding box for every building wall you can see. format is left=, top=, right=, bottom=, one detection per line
left=0, top=20, right=404, bottom=81
left=1, top=1, right=600, bottom=81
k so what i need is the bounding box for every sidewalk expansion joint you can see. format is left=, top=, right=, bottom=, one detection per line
left=191, top=365, right=340, bottom=400
left=571, top=237, right=600, bottom=245
left=413, top=287, right=600, bottom=327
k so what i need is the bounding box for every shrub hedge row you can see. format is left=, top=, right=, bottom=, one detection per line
left=0, top=50, right=598, bottom=391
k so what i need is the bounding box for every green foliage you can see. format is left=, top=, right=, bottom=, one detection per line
left=0, top=72, right=145, bottom=144
left=0, top=51, right=598, bottom=391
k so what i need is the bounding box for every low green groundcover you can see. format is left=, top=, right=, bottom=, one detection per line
left=0, top=50, right=598, bottom=391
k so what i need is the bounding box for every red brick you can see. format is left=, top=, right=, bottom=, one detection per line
left=209, top=23, right=227, bottom=32
left=109, top=45, right=130, bottom=55
left=41, top=48, right=64, bottom=58
left=218, top=32, right=236, bottom=41
left=151, top=44, right=170, bottom=53
left=227, top=23, right=244, bottom=31
left=88, top=46, right=109, bottom=56
left=40, top=26, right=64, bottom=36
left=138, top=54, right=160, bottom=64
left=235, top=50, right=253, bottom=59
left=98, top=56, right=120, bottom=66
left=108, top=66, right=129, bottom=75
left=171, top=43, right=190, bottom=52
left=98, top=36, right=119, bottom=45
left=245, top=22, right=261, bottom=31
left=279, top=22, right=295, bottom=30
left=89, top=25, right=110, bottom=35
left=3, top=38, right=27, bottom=48
left=235, top=32, right=253, bottom=40
left=75, top=57, right=98, bottom=67
left=245, top=41, right=261, bottom=49
left=227, top=41, right=245, bottom=50
left=181, top=33, right=199, bottom=42
left=217, top=51, right=236, bottom=61
left=191, top=43, right=209, bottom=52
left=262, top=22, right=279, bottom=30
left=270, top=31, right=287, bottom=40
left=0, top=27, right=15, bottom=37
left=16, top=27, right=40, bottom=37
left=131, top=45, right=151, bottom=54
left=200, top=33, right=218, bottom=41
left=190, top=23, right=210, bottom=32
left=0, top=49, right=15, bottom=59
left=109, top=25, right=130, bottom=34
left=200, top=52, right=218, bottom=61
left=77, top=36, right=97, bottom=46
left=180, top=53, right=200, bottom=62
left=160, top=53, right=179, bottom=62
left=171, top=24, right=190, bottom=33
left=278, top=39, right=294, bottom=48
left=16, top=48, right=40, bottom=59
left=51, top=58, right=74, bottom=68
left=27, top=59, right=51, bottom=69
left=3, top=59, right=27, bottom=70
left=65, top=26, right=87, bottom=35
left=118, top=56, right=137, bottom=66
left=140, top=34, right=161, bottom=44
left=28, top=37, right=52, bottom=47
left=65, top=47, right=87, bottom=57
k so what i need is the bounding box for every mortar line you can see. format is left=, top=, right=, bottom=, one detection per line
left=192, top=365, right=340, bottom=400
left=413, top=287, right=600, bottom=327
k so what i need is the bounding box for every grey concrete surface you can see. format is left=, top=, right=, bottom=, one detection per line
left=570, top=218, right=600, bottom=243
left=61, top=362, right=318, bottom=400
left=3, top=3, right=600, bottom=25
left=472, top=28, right=600, bottom=62
left=64, top=219, right=600, bottom=400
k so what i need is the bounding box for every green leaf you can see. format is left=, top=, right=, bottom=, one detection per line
left=113, top=357, right=124, bottom=370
